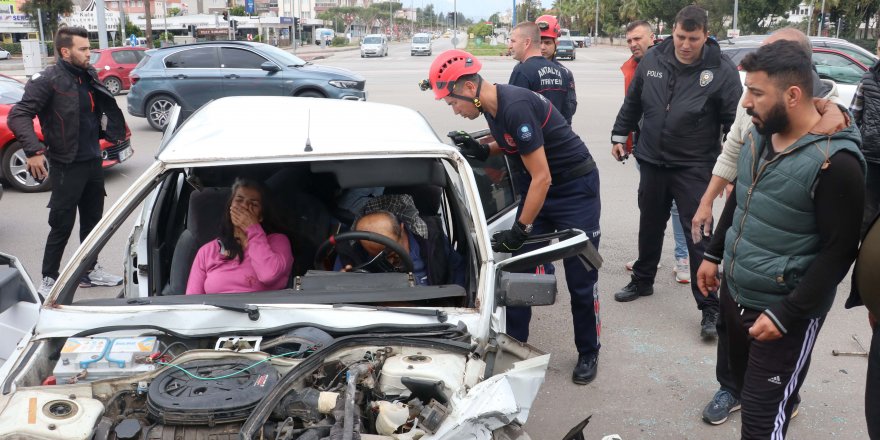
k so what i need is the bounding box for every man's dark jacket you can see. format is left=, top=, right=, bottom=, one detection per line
left=855, top=60, right=880, bottom=164
left=8, top=60, right=125, bottom=163
left=610, top=37, right=741, bottom=166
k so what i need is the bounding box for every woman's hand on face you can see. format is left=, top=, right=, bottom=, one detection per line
left=230, top=204, right=260, bottom=230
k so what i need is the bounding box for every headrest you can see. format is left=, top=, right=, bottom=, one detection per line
left=187, top=187, right=232, bottom=245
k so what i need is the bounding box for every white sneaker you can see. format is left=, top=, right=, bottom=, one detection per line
left=84, top=265, right=123, bottom=287
left=37, top=276, right=55, bottom=297
left=625, top=259, right=662, bottom=271
left=674, top=258, right=691, bottom=284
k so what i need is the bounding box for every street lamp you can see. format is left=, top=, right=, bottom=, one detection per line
left=163, top=0, right=169, bottom=42
left=593, top=0, right=599, bottom=42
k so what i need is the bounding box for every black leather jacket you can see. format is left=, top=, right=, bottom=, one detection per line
left=611, top=37, right=741, bottom=167
left=855, top=60, right=880, bottom=164
left=8, top=60, right=125, bottom=163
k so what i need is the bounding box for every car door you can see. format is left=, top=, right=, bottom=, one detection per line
left=220, top=47, right=283, bottom=97
left=813, top=50, right=866, bottom=86
left=162, top=47, right=222, bottom=112
left=466, top=130, right=520, bottom=253
left=0, top=253, right=40, bottom=382
left=110, top=50, right=142, bottom=89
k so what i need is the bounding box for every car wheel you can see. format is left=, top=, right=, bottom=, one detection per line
left=1, top=141, right=51, bottom=193
left=103, top=76, right=122, bottom=95
left=146, top=94, right=177, bottom=131
left=296, top=91, right=324, bottom=98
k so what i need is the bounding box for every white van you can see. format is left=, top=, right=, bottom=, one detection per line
left=411, top=32, right=432, bottom=56
left=360, top=34, right=388, bottom=58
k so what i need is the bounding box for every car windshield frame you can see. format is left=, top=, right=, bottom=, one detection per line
left=413, top=37, right=430, bottom=44
left=364, top=37, right=383, bottom=44
left=558, top=39, right=574, bottom=48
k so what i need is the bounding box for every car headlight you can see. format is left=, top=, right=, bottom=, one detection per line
left=329, top=80, right=360, bottom=89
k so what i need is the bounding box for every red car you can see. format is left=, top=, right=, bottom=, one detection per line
left=90, top=47, right=147, bottom=95
left=0, top=75, right=133, bottom=192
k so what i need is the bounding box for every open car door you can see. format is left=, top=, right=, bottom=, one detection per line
left=0, top=253, right=40, bottom=383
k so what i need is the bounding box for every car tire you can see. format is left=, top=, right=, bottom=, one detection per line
left=1, top=141, right=51, bottom=193
left=103, top=76, right=122, bottom=95
left=296, top=91, right=324, bottom=98
left=146, top=94, right=177, bottom=131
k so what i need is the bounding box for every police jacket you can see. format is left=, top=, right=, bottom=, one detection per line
left=854, top=60, right=880, bottom=164
left=610, top=37, right=741, bottom=167
left=8, top=60, right=126, bottom=164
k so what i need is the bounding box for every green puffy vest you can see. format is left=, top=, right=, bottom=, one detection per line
left=723, top=121, right=865, bottom=315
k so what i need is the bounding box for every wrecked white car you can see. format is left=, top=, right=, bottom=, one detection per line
left=0, top=97, right=599, bottom=440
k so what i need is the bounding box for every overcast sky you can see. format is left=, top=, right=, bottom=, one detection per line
left=427, top=0, right=555, bottom=20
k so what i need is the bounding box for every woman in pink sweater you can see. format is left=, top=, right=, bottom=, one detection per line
left=186, top=179, right=293, bottom=294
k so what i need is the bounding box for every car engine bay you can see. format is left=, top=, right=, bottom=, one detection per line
left=0, top=326, right=491, bottom=440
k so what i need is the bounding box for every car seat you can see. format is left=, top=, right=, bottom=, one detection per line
left=164, top=187, right=231, bottom=295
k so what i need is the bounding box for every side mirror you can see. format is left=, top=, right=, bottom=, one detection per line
left=496, top=272, right=557, bottom=307
left=261, top=61, right=281, bottom=72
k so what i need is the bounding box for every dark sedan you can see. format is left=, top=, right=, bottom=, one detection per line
left=556, top=38, right=576, bottom=60
left=127, top=41, right=367, bottom=130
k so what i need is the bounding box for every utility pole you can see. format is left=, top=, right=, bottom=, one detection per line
left=594, top=0, right=599, bottom=42
left=118, top=0, right=127, bottom=46
left=732, top=0, right=738, bottom=37
left=36, top=7, right=46, bottom=56
left=145, top=0, right=153, bottom=46
left=163, top=0, right=168, bottom=42
left=96, top=0, right=109, bottom=48
left=818, top=0, right=826, bottom=36
left=389, top=0, right=393, bottom=40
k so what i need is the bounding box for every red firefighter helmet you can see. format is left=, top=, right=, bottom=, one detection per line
left=422, top=49, right=483, bottom=100
left=536, top=15, right=561, bottom=40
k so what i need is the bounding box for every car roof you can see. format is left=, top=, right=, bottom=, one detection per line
left=159, top=96, right=451, bottom=163
left=92, top=46, right=147, bottom=53
left=149, top=40, right=266, bottom=52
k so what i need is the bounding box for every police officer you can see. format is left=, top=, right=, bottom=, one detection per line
left=422, top=50, right=602, bottom=384
left=508, top=22, right=571, bottom=124
left=609, top=5, right=741, bottom=339
left=536, top=15, right=577, bottom=124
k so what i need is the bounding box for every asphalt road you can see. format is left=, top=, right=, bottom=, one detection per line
left=0, top=38, right=872, bottom=439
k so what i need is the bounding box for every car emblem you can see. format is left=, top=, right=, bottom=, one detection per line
left=699, top=70, right=714, bottom=87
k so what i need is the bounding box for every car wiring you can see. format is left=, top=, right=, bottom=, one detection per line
left=153, top=345, right=318, bottom=381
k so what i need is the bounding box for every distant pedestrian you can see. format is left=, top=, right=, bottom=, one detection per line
left=609, top=5, right=741, bottom=339
left=8, top=27, right=127, bottom=296
left=618, top=20, right=690, bottom=284
left=535, top=15, right=577, bottom=124
left=696, top=39, right=865, bottom=438
left=850, top=58, right=880, bottom=234
left=507, top=22, right=569, bottom=124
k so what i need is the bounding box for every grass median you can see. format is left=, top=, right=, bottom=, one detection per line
left=465, top=40, right=510, bottom=57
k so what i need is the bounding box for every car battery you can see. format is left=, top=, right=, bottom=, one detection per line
left=53, top=337, right=158, bottom=384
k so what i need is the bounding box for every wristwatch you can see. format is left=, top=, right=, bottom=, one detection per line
left=516, top=220, right=534, bottom=234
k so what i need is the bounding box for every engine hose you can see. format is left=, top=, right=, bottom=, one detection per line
left=342, top=363, right=372, bottom=440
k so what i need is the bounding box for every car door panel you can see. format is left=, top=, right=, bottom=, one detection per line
left=162, top=47, right=221, bottom=111
left=220, top=47, right=282, bottom=97
left=0, top=254, right=39, bottom=381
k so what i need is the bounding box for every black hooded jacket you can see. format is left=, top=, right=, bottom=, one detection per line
left=610, top=37, right=741, bottom=167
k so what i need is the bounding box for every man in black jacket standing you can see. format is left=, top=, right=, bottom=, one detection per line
left=850, top=59, right=880, bottom=234
left=9, top=27, right=127, bottom=296
left=609, top=5, right=741, bottom=339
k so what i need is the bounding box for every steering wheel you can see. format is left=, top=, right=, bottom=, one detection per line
left=314, top=231, right=415, bottom=274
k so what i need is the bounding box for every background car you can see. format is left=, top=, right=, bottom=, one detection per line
left=556, top=38, right=576, bottom=60
left=0, top=76, right=132, bottom=192
left=89, top=47, right=147, bottom=95
left=127, top=41, right=366, bottom=131
left=721, top=44, right=868, bottom=106
left=726, top=35, right=878, bottom=67
left=410, top=33, right=432, bottom=56
left=361, top=34, right=388, bottom=58
left=0, top=48, right=10, bottom=60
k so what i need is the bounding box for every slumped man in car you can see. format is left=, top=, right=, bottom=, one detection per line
left=422, top=50, right=602, bottom=384
left=9, top=27, right=127, bottom=296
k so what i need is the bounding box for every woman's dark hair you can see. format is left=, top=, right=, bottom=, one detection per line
left=55, top=27, right=89, bottom=53
left=218, top=178, right=285, bottom=263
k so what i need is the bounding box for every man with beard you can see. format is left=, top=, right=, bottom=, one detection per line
left=9, top=27, right=126, bottom=297
left=694, top=27, right=840, bottom=426
left=508, top=22, right=569, bottom=124
left=609, top=6, right=741, bottom=339
left=696, top=40, right=865, bottom=438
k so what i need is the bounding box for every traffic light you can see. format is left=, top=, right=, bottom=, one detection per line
left=293, top=17, right=300, bottom=30
left=43, top=10, right=50, bottom=23
left=222, top=10, right=228, bottom=21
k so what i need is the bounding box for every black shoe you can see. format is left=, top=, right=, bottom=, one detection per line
left=701, top=309, right=719, bottom=340
left=702, top=389, right=741, bottom=425
left=572, top=353, right=598, bottom=384
left=613, top=276, right=653, bottom=302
